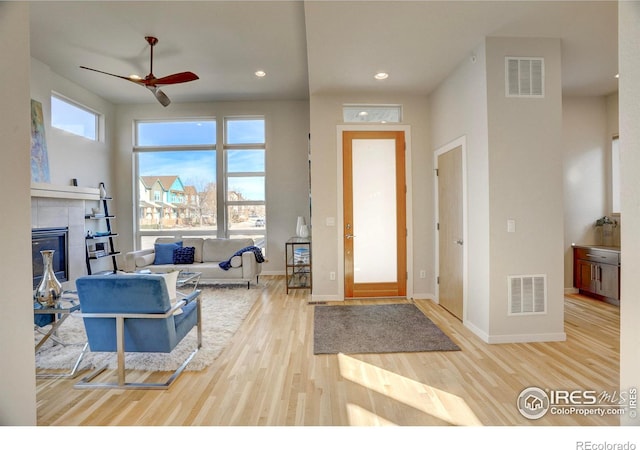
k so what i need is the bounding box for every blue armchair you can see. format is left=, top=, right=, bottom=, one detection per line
left=74, top=274, right=201, bottom=389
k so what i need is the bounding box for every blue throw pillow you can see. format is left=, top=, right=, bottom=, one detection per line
left=154, top=241, right=183, bottom=265
left=173, top=246, right=195, bottom=264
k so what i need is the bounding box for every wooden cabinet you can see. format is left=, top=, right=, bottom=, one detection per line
left=573, top=245, right=620, bottom=304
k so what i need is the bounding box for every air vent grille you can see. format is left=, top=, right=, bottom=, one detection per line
left=505, top=57, right=544, bottom=98
left=508, top=274, right=547, bottom=315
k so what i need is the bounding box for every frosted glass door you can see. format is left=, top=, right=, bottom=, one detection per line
left=342, top=130, right=406, bottom=298
left=352, top=139, right=397, bottom=283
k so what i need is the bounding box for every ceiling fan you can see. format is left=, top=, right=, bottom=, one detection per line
left=80, top=36, right=199, bottom=107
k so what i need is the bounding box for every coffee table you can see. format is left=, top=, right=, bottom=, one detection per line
left=34, top=292, right=88, bottom=378
left=176, top=271, right=202, bottom=297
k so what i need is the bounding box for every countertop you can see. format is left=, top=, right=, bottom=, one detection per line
left=572, top=244, right=621, bottom=253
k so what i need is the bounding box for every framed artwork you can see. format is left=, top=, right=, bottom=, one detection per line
left=30, top=99, right=51, bottom=183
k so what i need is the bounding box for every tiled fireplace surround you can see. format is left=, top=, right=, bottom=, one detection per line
left=31, top=184, right=102, bottom=290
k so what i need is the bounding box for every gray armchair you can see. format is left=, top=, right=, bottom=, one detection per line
left=74, top=274, right=201, bottom=389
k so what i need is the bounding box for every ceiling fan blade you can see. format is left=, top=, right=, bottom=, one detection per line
left=147, top=86, right=171, bottom=107
left=81, top=37, right=195, bottom=107
left=150, top=71, right=200, bottom=86
left=79, top=66, right=142, bottom=84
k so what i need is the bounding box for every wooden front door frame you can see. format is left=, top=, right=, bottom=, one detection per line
left=336, top=125, right=413, bottom=301
left=343, top=130, right=407, bottom=298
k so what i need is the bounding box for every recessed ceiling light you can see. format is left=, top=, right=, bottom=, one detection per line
left=374, top=72, right=389, bottom=80
left=255, top=70, right=266, bottom=78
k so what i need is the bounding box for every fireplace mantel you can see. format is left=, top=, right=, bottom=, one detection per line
left=31, top=182, right=100, bottom=200
left=31, top=184, right=98, bottom=287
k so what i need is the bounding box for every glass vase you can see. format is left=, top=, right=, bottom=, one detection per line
left=296, top=216, right=306, bottom=237
left=34, top=250, right=62, bottom=307
left=602, top=223, right=615, bottom=247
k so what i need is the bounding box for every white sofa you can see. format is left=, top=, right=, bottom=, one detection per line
left=124, top=237, right=263, bottom=288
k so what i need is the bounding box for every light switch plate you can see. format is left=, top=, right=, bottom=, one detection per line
left=507, top=219, right=516, bottom=233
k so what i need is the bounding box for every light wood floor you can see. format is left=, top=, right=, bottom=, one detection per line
left=36, top=276, right=620, bottom=426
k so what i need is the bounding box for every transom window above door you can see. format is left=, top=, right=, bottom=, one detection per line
left=342, top=104, right=402, bottom=123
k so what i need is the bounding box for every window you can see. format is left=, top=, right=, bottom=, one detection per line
left=133, top=117, right=266, bottom=253
left=51, top=94, right=99, bottom=140
left=134, top=120, right=216, bottom=250
left=137, top=120, right=216, bottom=146
left=343, top=104, right=402, bottom=123
left=612, top=135, right=620, bottom=214
left=224, top=118, right=266, bottom=247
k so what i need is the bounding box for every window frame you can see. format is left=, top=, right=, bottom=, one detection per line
left=342, top=104, right=402, bottom=123
left=51, top=92, right=101, bottom=141
left=132, top=116, right=267, bottom=252
left=223, top=116, right=267, bottom=241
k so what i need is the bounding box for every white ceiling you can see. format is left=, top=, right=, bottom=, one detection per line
left=28, top=1, right=618, bottom=106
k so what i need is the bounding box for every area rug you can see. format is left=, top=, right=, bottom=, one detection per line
left=34, top=283, right=262, bottom=372
left=313, top=303, right=461, bottom=355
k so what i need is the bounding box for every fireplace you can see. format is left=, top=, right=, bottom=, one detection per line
left=32, top=227, right=68, bottom=289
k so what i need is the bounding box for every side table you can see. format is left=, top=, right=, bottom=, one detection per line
left=34, top=293, right=88, bottom=378
left=285, top=236, right=312, bottom=294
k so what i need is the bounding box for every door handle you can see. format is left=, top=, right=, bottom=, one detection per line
left=345, top=234, right=355, bottom=239
left=454, top=239, right=463, bottom=246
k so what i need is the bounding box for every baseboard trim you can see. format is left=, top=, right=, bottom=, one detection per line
left=311, top=294, right=342, bottom=302
left=463, top=321, right=566, bottom=344
left=564, top=287, right=578, bottom=294
left=464, top=321, right=490, bottom=343
left=486, top=332, right=567, bottom=344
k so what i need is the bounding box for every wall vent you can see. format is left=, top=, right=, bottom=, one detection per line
left=508, top=274, right=547, bottom=315
left=505, top=57, right=545, bottom=98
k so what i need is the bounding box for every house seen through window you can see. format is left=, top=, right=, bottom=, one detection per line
left=134, top=118, right=266, bottom=253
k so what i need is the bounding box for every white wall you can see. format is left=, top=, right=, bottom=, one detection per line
left=428, top=37, right=566, bottom=343
left=308, top=93, right=431, bottom=300
left=428, top=42, right=491, bottom=336
left=114, top=100, right=310, bottom=274
left=0, top=1, right=37, bottom=425
left=618, top=0, right=640, bottom=427
left=485, top=37, right=565, bottom=342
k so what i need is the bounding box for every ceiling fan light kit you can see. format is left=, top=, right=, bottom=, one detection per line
left=80, top=36, right=199, bottom=107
